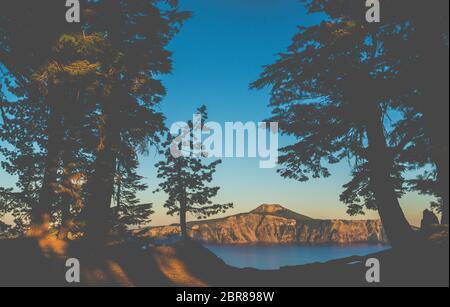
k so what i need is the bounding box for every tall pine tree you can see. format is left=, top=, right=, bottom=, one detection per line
left=155, top=107, right=233, bottom=241
left=251, top=6, right=416, bottom=248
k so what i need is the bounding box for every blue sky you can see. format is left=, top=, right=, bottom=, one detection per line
left=1, top=0, right=433, bottom=226
left=138, top=0, right=432, bottom=226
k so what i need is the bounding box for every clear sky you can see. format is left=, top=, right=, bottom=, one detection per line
left=0, top=0, right=433, bottom=227
left=137, top=0, right=432, bottom=226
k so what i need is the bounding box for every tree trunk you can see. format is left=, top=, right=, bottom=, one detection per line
left=85, top=103, right=118, bottom=246
left=30, top=91, right=64, bottom=236
left=366, top=104, right=416, bottom=249
left=180, top=202, right=188, bottom=241
left=58, top=143, right=76, bottom=241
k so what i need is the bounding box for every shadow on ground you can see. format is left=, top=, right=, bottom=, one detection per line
left=0, top=230, right=448, bottom=287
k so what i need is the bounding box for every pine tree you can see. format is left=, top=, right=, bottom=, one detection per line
left=0, top=1, right=78, bottom=233
left=386, top=1, right=449, bottom=225
left=155, top=107, right=233, bottom=241
left=301, top=0, right=449, bottom=225
left=251, top=7, right=416, bottom=248
left=111, top=154, right=154, bottom=235
left=1, top=1, right=190, bottom=244
left=81, top=0, right=190, bottom=245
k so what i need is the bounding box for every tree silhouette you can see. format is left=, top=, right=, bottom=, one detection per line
left=111, top=155, right=154, bottom=235
left=1, top=1, right=190, bottom=244
left=301, top=0, right=449, bottom=225
left=155, top=107, right=233, bottom=241
left=385, top=1, right=449, bottom=225
left=81, top=0, right=189, bottom=245
left=0, top=1, right=85, bottom=234
left=251, top=8, right=417, bottom=248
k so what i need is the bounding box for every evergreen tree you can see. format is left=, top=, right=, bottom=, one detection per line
left=81, top=0, right=190, bottom=245
left=251, top=7, right=416, bottom=248
left=386, top=1, right=449, bottom=224
left=301, top=1, right=449, bottom=226
left=1, top=30, right=107, bottom=236
left=0, top=1, right=79, bottom=233
left=111, top=154, right=154, bottom=235
left=1, top=1, right=190, bottom=244
left=155, top=107, right=233, bottom=241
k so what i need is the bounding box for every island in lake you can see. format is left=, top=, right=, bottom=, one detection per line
left=141, top=204, right=388, bottom=245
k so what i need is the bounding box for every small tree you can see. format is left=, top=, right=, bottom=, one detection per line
left=111, top=157, right=154, bottom=235
left=155, top=107, right=233, bottom=241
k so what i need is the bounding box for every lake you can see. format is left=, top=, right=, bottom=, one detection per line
left=205, top=244, right=390, bottom=270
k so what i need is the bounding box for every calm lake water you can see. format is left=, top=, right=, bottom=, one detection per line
left=205, top=244, right=390, bottom=270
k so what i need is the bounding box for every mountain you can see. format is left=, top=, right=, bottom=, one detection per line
left=250, top=204, right=313, bottom=222
left=142, top=204, right=388, bottom=244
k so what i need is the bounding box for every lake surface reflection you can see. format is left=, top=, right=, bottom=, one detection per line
left=205, top=244, right=390, bottom=270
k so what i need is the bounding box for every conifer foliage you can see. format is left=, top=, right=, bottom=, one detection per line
left=155, top=107, right=233, bottom=241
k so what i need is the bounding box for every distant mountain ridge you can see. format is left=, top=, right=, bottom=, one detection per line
left=142, top=204, right=388, bottom=245
left=250, top=204, right=313, bottom=222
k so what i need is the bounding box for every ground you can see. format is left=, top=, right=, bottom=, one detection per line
left=0, top=228, right=448, bottom=287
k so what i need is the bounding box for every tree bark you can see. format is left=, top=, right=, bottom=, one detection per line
left=180, top=202, right=188, bottom=242
left=85, top=102, right=118, bottom=246
left=366, top=104, right=416, bottom=249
